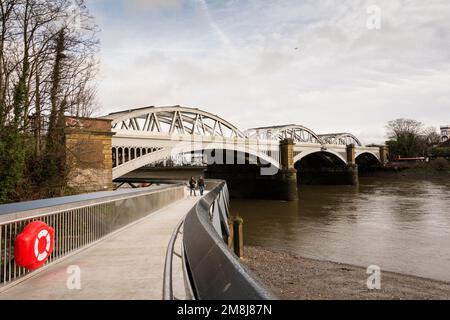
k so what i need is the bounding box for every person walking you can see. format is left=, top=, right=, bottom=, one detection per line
left=189, top=176, right=197, bottom=197
left=198, top=176, right=206, bottom=196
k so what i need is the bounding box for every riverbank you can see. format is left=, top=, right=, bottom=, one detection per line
left=361, top=160, right=450, bottom=180
left=242, top=246, right=450, bottom=300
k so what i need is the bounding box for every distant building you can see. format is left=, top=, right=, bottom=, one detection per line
left=441, top=126, right=450, bottom=143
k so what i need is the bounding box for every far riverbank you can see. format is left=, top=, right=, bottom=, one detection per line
left=242, top=246, right=450, bottom=300
left=361, top=159, right=450, bottom=180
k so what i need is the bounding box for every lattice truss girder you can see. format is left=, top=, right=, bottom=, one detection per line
left=318, top=133, right=362, bottom=147
left=246, top=125, right=322, bottom=144
left=105, top=107, right=367, bottom=175
left=106, top=107, right=364, bottom=147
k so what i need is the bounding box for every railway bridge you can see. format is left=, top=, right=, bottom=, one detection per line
left=64, top=106, right=387, bottom=200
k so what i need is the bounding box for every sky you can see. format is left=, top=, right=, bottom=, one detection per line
left=86, top=0, right=450, bottom=144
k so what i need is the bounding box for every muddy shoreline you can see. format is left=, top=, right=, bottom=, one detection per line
left=242, top=246, right=450, bottom=300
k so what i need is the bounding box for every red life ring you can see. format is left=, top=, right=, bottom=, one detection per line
left=15, top=221, right=55, bottom=271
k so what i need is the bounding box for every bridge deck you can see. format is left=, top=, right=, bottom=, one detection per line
left=0, top=192, right=200, bottom=300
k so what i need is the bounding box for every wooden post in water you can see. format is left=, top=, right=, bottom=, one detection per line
left=228, top=218, right=234, bottom=250
left=233, top=217, right=244, bottom=258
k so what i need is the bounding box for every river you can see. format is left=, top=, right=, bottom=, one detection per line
left=230, top=176, right=450, bottom=282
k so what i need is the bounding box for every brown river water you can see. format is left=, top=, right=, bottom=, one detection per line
left=230, top=176, right=450, bottom=282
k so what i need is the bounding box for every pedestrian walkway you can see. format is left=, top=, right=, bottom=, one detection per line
left=0, top=193, right=202, bottom=300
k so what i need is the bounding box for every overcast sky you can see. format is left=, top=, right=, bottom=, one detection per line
left=86, top=0, right=450, bottom=144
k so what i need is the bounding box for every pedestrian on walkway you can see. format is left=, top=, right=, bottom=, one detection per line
left=189, top=176, right=197, bottom=197
left=198, top=176, right=206, bottom=196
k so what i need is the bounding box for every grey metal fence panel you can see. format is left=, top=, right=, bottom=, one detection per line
left=0, top=185, right=184, bottom=290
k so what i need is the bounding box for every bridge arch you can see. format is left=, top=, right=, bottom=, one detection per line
left=356, top=151, right=381, bottom=161
left=104, top=106, right=247, bottom=138
left=293, top=149, right=348, bottom=167
left=355, top=151, right=382, bottom=169
left=112, top=143, right=281, bottom=180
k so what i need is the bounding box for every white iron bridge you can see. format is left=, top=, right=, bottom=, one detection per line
left=101, top=106, right=381, bottom=180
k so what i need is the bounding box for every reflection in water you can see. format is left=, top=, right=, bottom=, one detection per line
left=231, top=177, right=450, bottom=282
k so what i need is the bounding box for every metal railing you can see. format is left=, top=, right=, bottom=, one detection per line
left=163, top=180, right=273, bottom=300
left=0, top=184, right=185, bottom=291
left=163, top=219, right=195, bottom=300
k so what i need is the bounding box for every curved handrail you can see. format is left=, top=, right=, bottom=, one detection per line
left=163, top=219, right=183, bottom=300
left=182, top=181, right=273, bottom=300
left=163, top=218, right=195, bottom=300
left=163, top=180, right=273, bottom=300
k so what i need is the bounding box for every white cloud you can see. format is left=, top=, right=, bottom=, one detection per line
left=88, top=0, right=450, bottom=144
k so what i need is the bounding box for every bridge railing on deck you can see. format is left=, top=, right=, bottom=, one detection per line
left=164, top=180, right=273, bottom=300
left=0, top=185, right=185, bottom=291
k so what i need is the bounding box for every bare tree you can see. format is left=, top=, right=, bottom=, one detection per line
left=0, top=0, right=100, bottom=202
left=423, top=127, right=441, bottom=146
left=0, top=0, right=19, bottom=127
left=386, top=119, right=426, bottom=157
left=386, top=119, right=424, bottom=140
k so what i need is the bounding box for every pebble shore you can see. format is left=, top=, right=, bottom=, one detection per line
left=242, top=246, right=450, bottom=300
